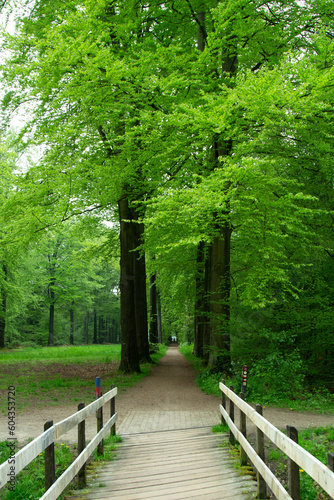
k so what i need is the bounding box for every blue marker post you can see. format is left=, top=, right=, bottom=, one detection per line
left=95, top=377, right=101, bottom=399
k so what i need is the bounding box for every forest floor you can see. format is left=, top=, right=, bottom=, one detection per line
left=0, top=345, right=332, bottom=445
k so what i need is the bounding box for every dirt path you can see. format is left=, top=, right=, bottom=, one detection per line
left=0, top=346, right=332, bottom=444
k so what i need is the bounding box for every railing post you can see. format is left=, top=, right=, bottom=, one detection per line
left=256, top=404, right=267, bottom=499
left=221, top=379, right=227, bottom=425
left=110, top=384, right=116, bottom=436
left=239, top=392, right=247, bottom=466
left=287, top=426, right=301, bottom=500
left=97, top=398, right=104, bottom=455
left=229, top=385, right=235, bottom=446
left=78, top=402, right=86, bottom=488
left=328, top=453, right=334, bottom=500
left=44, top=420, right=55, bottom=492
left=96, top=377, right=104, bottom=455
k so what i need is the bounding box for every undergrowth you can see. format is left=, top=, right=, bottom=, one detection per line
left=211, top=422, right=334, bottom=500
left=266, top=426, right=334, bottom=500
left=0, top=434, right=122, bottom=500
left=179, top=344, right=334, bottom=413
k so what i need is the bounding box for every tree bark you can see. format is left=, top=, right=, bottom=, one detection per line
left=157, top=288, right=162, bottom=343
left=47, top=240, right=62, bottom=346
left=202, top=245, right=211, bottom=364
left=194, top=242, right=205, bottom=357
left=133, top=213, right=151, bottom=362
left=0, top=264, right=7, bottom=348
left=149, top=272, right=159, bottom=344
left=48, top=299, right=55, bottom=346
left=98, top=315, right=104, bottom=343
left=69, top=301, right=74, bottom=344
left=48, top=267, right=56, bottom=346
left=208, top=219, right=232, bottom=371
left=93, top=308, right=97, bottom=344
left=118, top=195, right=140, bottom=372
left=84, top=309, right=89, bottom=344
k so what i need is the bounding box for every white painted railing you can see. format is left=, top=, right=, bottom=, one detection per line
left=219, top=382, right=334, bottom=500
left=0, top=386, right=117, bottom=499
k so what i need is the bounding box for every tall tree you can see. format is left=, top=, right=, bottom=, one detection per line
left=2, top=0, right=334, bottom=378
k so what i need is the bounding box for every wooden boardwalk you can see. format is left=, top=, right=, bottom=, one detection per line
left=72, top=427, right=257, bottom=500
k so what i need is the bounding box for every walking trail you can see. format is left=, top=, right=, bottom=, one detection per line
left=69, top=347, right=257, bottom=500
left=1, top=345, right=332, bottom=444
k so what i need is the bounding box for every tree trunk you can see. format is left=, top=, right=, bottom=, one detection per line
left=118, top=195, right=140, bottom=372
left=84, top=309, right=89, bottom=344
left=48, top=271, right=56, bottom=346
left=202, top=245, right=211, bottom=364
left=208, top=218, right=232, bottom=371
left=133, top=214, right=151, bottom=362
left=48, top=299, right=55, bottom=346
left=194, top=242, right=205, bottom=358
left=47, top=240, right=62, bottom=347
left=69, top=302, right=74, bottom=344
left=93, top=308, right=97, bottom=344
left=0, top=264, right=7, bottom=348
left=157, top=289, right=162, bottom=343
left=149, top=272, right=159, bottom=344
left=98, top=315, right=104, bottom=343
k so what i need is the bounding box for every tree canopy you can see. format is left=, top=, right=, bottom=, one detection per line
left=0, top=0, right=333, bottom=388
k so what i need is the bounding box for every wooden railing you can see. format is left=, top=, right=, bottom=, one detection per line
left=219, top=381, right=334, bottom=500
left=0, top=385, right=117, bottom=500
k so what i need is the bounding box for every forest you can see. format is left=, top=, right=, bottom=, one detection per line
left=0, top=0, right=333, bottom=398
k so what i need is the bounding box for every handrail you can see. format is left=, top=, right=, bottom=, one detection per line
left=219, top=382, right=334, bottom=499
left=40, top=413, right=117, bottom=500
left=0, top=385, right=118, bottom=495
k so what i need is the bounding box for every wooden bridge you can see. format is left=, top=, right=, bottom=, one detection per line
left=76, top=427, right=256, bottom=500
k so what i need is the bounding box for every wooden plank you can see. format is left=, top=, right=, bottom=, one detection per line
left=115, top=442, right=222, bottom=459
left=80, top=428, right=255, bottom=500
left=220, top=382, right=334, bottom=498
left=97, top=466, right=238, bottom=483
left=40, top=413, right=117, bottom=500
left=97, top=465, right=243, bottom=482
left=84, top=476, right=255, bottom=500
left=111, top=450, right=228, bottom=470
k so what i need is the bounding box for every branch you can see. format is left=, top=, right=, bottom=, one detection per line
left=324, top=249, right=334, bottom=258
left=184, top=0, right=207, bottom=45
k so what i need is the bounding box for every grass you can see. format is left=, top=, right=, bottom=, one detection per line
left=211, top=420, right=334, bottom=500
left=179, top=344, right=334, bottom=413
left=266, top=426, right=334, bottom=500
left=0, top=343, right=168, bottom=413
left=0, top=344, right=123, bottom=365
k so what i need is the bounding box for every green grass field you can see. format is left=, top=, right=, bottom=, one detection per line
left=0, top=344, right=122, bottom=365
left=0, top=344, right=167, bottom=413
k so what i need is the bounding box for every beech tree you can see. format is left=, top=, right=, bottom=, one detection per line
left=0, top=140, right=17, bottom=348
left=1, top=0, right=334, bottom=379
